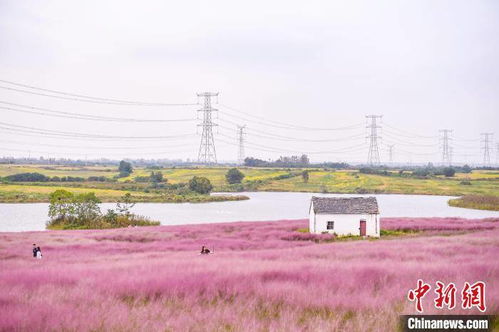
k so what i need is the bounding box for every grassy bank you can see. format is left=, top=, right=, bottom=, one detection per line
left=1, top=217, right=497, bottom=331
left=0, top=183, right=248, bottom=203
left=448, top=195, right=499, bottom=211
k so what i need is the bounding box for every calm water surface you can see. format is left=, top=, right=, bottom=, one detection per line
left=1, top=192, right=498, bottom=232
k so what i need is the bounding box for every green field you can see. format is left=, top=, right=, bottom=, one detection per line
left=257, top=170, right=499, bottom=196
left=0, top=164, right=497, bottom=203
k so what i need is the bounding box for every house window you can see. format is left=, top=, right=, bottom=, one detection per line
left=327, top=221, right=334, bottom=230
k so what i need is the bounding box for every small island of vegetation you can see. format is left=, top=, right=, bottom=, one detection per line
left=448, top=195, right=499, bottom=211
left=47, top=190, right=159, bottom=230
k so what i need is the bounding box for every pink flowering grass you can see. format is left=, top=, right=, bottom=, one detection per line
left=0, top=217, right=498, bottom=331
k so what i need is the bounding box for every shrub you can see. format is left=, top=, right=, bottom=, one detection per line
left=88, top=176, right=107, bottom=182
left=189, top=176, right=213, bottom=194
left=302, top=170, right=310, bottom=183
left=412, top=168, right=430, bottom=177
left=134, top=176, right=151, bottom=183
left=150, top=171, right=165, bottom=183
left=118, top=160, right=133, bottom=177
left=4, top=172, right=49, bottom=182
left=443, top=167, right=456, bottom=177
left=226, top=168, right=245, bottom=184
left=462, top=164, right=472, bottom=173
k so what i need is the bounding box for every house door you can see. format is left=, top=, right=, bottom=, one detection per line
left=359, top=220, right=367, bottom=236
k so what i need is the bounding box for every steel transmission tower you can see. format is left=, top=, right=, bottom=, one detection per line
left=388, top=145, right=394, bottom=163
left=480, top=133, right=493, bottom=166
left=439, top=129, right=452, bottom=166
left=366, top=115, right=382, bottom=166
left=197, top=92, right=218, bottom=164
left=237, top=125, right=246, bottom=165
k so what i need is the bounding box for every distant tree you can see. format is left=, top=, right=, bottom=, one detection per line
left=72, top=192, right=101, bottom=222
left=412, top=168, right=430, bottom=177
left=48, top=189, right=75, bottom=220
left=47, top=190, right=158, bottom=229
left=300, top=154, right=310, bottom=165
left=189, top=176, right=213, bottom=194
left=118, top=160, right=133, bottom=177
left=302, top=170, right=310, bottom=183
left=462, top=164, right=472, bottom=173
left=226, top=168, right=245, bottom=184
left=150, top=171, right=164, bottom=183
left=244, top=157, right=267, bottom=167
left=88, top=176, right=107, bottom=182
left=443, top=167, right=456, bottom=177
left=5, top=172, right=49, bottom=182
left=48, top=190, right=101, bottom=226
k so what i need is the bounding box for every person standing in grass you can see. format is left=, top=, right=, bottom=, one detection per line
left=32, top=244, right=42, bottom=259
left=36, top=246, right=42, bottom=259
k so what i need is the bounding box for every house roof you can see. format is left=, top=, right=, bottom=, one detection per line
left=311, top=196, right=379, bottom=214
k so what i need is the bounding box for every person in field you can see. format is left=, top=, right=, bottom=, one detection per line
left=32, top=244, right=38, bottom=258
left=200, top=246, right=211, bottom=254
left=33, top=244, right=42, bottom=259
left=36, top=246, right=42, bottom=259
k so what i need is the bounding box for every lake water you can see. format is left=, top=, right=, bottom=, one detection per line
left=1, top=192, right=498, bottom=232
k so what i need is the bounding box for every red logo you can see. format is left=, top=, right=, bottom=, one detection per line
left=408, top=279, right=431, bottom=313
left=462, top=281, right=486, bottom=312
left=408, top=280, right=486, bottom=313
left=434, top=281, right=457, bottom=310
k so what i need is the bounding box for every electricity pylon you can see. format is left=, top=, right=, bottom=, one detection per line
left=480, top=133, right=493, bottom=166
left=388, top=144, right=394, bottom=163
left=237, top=125, right=246, bottom=165
left=366, top=115, right=382, bottom=166
left=439, top=129, right=452, bottom=166
left=197, top=92, right=218, bottom=164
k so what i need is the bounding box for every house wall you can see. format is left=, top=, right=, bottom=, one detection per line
left=309, top=210, right=380, bottom=237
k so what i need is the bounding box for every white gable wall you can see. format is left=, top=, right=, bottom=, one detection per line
left=309, top=204, right=380, bottom=237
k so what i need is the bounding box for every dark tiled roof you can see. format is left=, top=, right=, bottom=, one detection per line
left=311, top=196, right=379, bottom=214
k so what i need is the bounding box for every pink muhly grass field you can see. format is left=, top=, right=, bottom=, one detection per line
left=0, top=217, right=498, bottom=331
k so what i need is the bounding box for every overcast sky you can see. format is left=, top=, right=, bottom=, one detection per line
left=0, top=0, right=498, bottom=164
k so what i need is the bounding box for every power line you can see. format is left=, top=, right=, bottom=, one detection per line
left=197, top=92, right=218, bottom=164
left=383, top=123, right=438, bottom=139
left=219, top=104, right=364, bottom=131
left=0, top=121, right=194, bottom=140
left=1, top=138, right=197, bottom=151
left=218, top=132, right=366, bottom=155
left=382, top=132, right=438, bottom=148
left=0, top=79, right=197, bottom=106
left=0, top=101, right=196, bottom=122
left=1, top=146, right=194, bottom=158
left=218, top=120, right=365, bottom=143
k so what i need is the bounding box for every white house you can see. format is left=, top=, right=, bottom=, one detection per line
left=309, top=196, right=380, bottom=237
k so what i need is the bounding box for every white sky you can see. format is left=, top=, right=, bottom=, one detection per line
left=0, top=0, right=498, bottom=164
